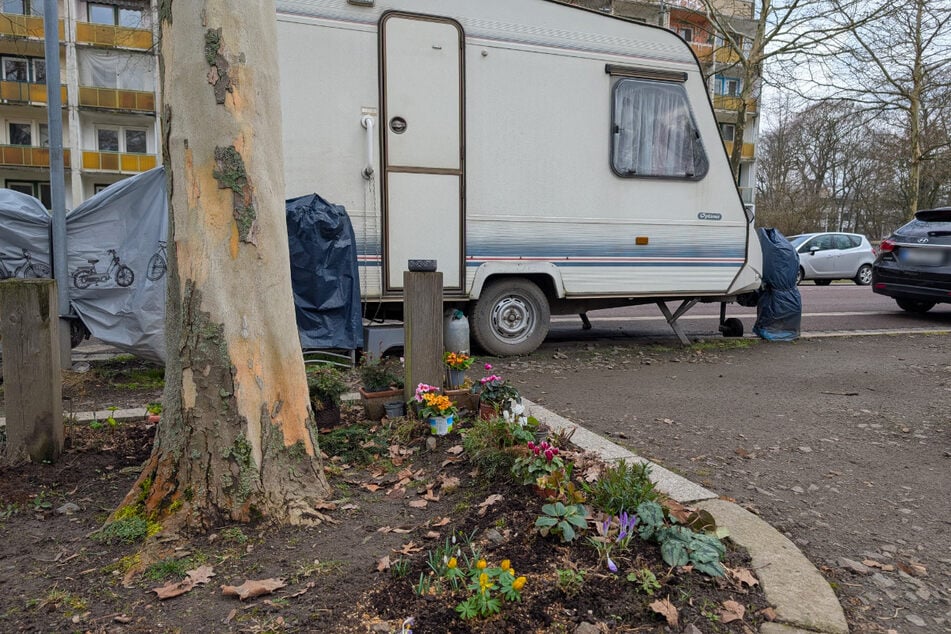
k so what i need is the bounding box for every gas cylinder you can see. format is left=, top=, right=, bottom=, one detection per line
left=444, top=309, right=470, bottom=355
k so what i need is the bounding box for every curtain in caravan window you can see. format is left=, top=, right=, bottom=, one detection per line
left=612, top=79, right=708, bottom=179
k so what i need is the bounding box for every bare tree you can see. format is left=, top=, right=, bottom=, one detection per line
left=700, top=0, right=882, bottom=180
left=111, top=0, right=330, bottom=533
left=800, top=0, right=951, bottom=218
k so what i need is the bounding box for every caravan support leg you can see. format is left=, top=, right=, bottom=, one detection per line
left=579, top=312, right=592, bottom=330
left=656, top=299, right=698, bottom=345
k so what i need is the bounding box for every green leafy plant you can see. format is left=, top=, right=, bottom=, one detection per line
left=306, top=366, right=349, bottom=410
left=391, top=557, right=410, bottom=579
left=556, top=568, right=586, bottom=597
left=535, top=502, right=588, bottom=543
left=627, top=568, right=661, bottom=595
left=105, top=406, right=119, bottom=427
left=535, top=467, right=585, bottom=503
left=358, top=357, right=404, bottom=392
left=512, top=440, right=565, bottom=486
left=587, top=511, right=639, bottom=572
left=146, top=402, right=163, bottom=415
left=477, top=365, right=521, bottom=411
left=443, top=351, right=475, bottom=371
left=411, top=383, right=458, bottom=418
left=461, top=415, right=535, bottom=480
left=585, top=459, right=658, bottom=515
left=455, top=558, right=526, bottom=620
left=636, top=501, right=726, bottom=577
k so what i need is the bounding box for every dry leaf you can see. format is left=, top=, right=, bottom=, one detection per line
left=897, top=561, right=927, bottom=577
left=340, top=503, right=359, bottom=511
left=423, top=489, right=440, bottom=502
left=649, top=598, right=679, bottom=628
left=439, top=476, right=461, bottom=493
left=441, top=457, right=462, bottom=467
left=726, top=566, right=759, bottom=587
left=424, top=531, right=441, bottom=539
left=377, top=525, right=392, bottom=533
left=152, top=579, right=194, bottom=600
left=392, top=527, right=413, bottom=534
left=186, top=565, right=215, bottom=585
left=221, top=578, right=286, bottom=601
left=396, top=541, right=423, bottom=555
left=362, top=483, right=381, bottom=492
left=431, top=517, right=451, bottom=527
left=288, top=581, right=315, bottom=598
left=113, top=615, right=132, bottom=624
left=396, top=468, right=413, bottom=480
left=720, top=599, right=745, bottom=623
left=409, top=499, right=428, bottom=509
left=446, top=445, right=464, bottom=455
left=377, top=555, right=391, bottom=572
left=758, top=606, right=777, bottom=621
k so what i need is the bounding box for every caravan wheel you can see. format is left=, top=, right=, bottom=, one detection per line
left=472, top=279, right=550, bottom=357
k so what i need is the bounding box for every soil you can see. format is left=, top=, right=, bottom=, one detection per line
left=501, top=334, right=951, bottom=633
left=0, top=358, right=772, bottom=633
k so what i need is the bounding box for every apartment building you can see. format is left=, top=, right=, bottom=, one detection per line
left=571, top=0, right=760, bottom=207
left=0, top=0, right=159, bottom=210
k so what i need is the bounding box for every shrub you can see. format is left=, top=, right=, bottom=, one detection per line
left=461, top=416, right=535, bottom=480
left=358, top=357, right=404, bottom=392
left=306, top=365, right=349, bottom=409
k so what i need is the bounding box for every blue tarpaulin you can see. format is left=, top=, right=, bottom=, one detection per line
left=752, top=227, right=802, bottom=341
left=286, top=193, right=363, bottom=350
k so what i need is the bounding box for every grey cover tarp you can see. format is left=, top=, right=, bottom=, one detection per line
left=286, top=194, right=363, bottom=350
left=0, top=189, right=52, bottom=278
left=752, top=227, right=802, bottom=341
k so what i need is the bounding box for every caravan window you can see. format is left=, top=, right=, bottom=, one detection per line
left=611, top=79, right=708, bottom=179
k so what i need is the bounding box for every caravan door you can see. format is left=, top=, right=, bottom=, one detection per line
left=380, top=13, right=464, bottom=292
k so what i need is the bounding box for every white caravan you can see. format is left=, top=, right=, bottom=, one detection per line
left=276, top=0, right=762, bottom=355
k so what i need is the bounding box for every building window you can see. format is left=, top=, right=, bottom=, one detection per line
left=1, top=56, right=45, bottom=82
left=1, top=0, right=44, bottom=15
left=719, top=123, right=735, bottom=142
left=89, top=3, right=143, bottom=27
left=611, top=78, right=708, bottom=180
left=6, top=180, right=51, bottom=208
left=97, top=125, right=148, bottom=153
left=717, top=76, right=742, bottom=96
left=676, top=27, right=693, bottom=43
left=8, top=121, right=32, bottom=145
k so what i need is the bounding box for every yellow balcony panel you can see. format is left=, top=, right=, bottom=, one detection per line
left=724, top=141, right=755, bottom=160
left=83, top=150, right=157, bottom=173
left=75, top=21, right=152, bottom=50
left=713, top=94, right=758, bottom=113
left=689, top=42, right=713, bottom=63
left=0, top=145, right=70, bottom=168
left=0, top=14, right=65, bottom=39
left=0, top=80, right=67, bottom=105
left=714, top=46, right=741, bottom=65
left=78, top=85, right=155, bottom=112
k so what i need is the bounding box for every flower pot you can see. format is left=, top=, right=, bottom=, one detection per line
left=146, top=413, right=161, bottom=424
left=478, top=402, right=497, bottom=421
left=445, top=388, right=478, bottom=413
left=314, top=402, right=342, bottom=428
left=383, top=401, right=406, bottom=418
left=428, top=414, right=454, bottom=436
left=446, top=368, right=466, bottom=390
left=533, top=484, right=559, bottom=500
left=359, top=386, right=403, bottom=421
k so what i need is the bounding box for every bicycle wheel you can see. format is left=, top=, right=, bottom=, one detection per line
left=73, top=269, right=92, bottom=289
left=116, top=265, right=134, bottom=287
left=146, top=253, right=167, bottom=281
left=27, top=262, right=51, bottom=278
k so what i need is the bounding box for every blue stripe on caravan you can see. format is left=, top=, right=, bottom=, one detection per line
left=464, top=260, right=741, bottom=268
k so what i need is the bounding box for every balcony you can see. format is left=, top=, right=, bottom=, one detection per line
left=78, top=86, right=155, bottom=112
left=0, top=13, right=64, bottom=39
left=75, top=21, right=152, bottom=51
left=713, top=94, right=758, bottom=114
left=724, top=141, right=755, bottom=160
left=688, top=42, right=714, bottom=64
left=82, top=150, right=156, bottom=173
left=0, top=80, right=67, bottom=105
left=0, top=145, right=70, bottom=168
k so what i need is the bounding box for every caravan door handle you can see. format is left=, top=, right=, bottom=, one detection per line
left=361, top=115, right=375, bottom=179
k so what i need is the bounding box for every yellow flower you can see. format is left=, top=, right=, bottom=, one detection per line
left=447, top=557, right=457, bottom=569
left=479, top=572, right=494, bottom=594
left=476, top=559, right=487, bottom=570
left=500, top=560, right=511, bottom=571
left=512, top=576, right=527, bottom=591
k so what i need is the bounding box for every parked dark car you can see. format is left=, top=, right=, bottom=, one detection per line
left=872, top=207, right=951, bottom=313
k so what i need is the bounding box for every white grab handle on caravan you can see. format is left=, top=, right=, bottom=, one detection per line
left=361, top=115, right=375, bottom=180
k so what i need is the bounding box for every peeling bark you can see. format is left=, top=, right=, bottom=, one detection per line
left=117, top=0, right=330, bottom=534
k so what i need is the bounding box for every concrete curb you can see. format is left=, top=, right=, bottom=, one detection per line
left=524, top=397, right=850, bottom=634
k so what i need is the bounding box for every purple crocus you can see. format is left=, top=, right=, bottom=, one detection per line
left=607, top=557, right=618, bottom=573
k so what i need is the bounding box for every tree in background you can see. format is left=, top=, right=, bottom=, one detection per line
left=111, top=0, right=330, bottom=533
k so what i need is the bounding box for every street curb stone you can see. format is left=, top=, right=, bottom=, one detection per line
left=523, top=398, right=850, bottom=634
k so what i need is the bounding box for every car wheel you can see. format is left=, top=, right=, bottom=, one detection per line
left=720, top=317, right=744, bottom=338
left=896, top=298, right=936, bottom=314
left=472, top=279, right=550, bottom=357
left=815, top=279, right=832, bottom=286
left=796, top=268, right=804, bottom=285
left=854, top=264, right=873, bottom=285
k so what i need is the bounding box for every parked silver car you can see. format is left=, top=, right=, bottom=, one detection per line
left=788, top=232, right=876, bottom=285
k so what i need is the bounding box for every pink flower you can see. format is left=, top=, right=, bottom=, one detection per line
left=544, top=449, right=554, bottom=461
left=527, top=441, right=535, bottom=451
left=551, top=448, right=559, bottom=456
left=484, top=363, right=493, bottom=371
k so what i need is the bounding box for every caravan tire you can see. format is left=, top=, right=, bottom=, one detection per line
left=472, top=279, right=550, bottom=357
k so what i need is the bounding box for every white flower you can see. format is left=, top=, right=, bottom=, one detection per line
left=510, top=401, right=525, bottom=416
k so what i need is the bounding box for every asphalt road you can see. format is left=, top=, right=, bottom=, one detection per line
left=549, top=283, right=951, bottom=343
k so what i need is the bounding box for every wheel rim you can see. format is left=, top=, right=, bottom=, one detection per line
left=490, top=294, right=536, bottom=344
left=858, top=266, right=872, bottom=284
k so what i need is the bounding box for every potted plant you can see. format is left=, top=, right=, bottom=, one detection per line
left=358, top=357, right=404, bottom=421
left=145, top=402, right=162, bottom=424
left=443, top=351, right=474, bottom=390
left=477, top=365, right=522, bottom=419
left=307, top=365, right=349, bottom=427
left=411, top=383, right=459, bottom=436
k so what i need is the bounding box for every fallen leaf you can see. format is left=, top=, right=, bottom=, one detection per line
left=726, top=566, right=759, bottom=587
left=396, top=541, right=423, bottom=555
left=441, top=457, right=462, bottom=467
left=221, top=578, right=286, bottom=601
left=392, top=527, right=413, bottom=534
left=734, top=447, right=754, bottom=459
left=423, top=489, right=440, bottom=502
left=152, top=579, right=196, bottom=600
left=446, top=445, right=464, bottom=455
left=288, top=581, right=315, bottom=598
left=377, top=555, right=391, bottom=572
left=396, top=468, right=414, bottom=480
left=362, top=483, right=381, bottom=492
left=186, top=565, right=215, bottom=585
left=340, top=504, right=359, bottom=511
left=649, top=598, right=679, bottom=628
left=439, top=476, right=461, bottom=493
left=424, top=531, right=441, bottom=539
left=431, top=517, right=451, bottom=527
left=377, top=525, right=392, bottom=533
left=897, top=561, right=927, bottom=577
left=409, top=499, right=428, bottom=509
left=758, top=606, right=777, bottom=621
left=720, top=599, right=745, bottom=623
left=113, top=615, right=132, bottom=624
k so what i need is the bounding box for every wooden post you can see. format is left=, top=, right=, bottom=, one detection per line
left=0, top=279, right=63, bottom=464
left=403, top=269, right=443, bottom=404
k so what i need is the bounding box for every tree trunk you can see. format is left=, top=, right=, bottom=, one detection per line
left=115, top=0, right=330, bottom=530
